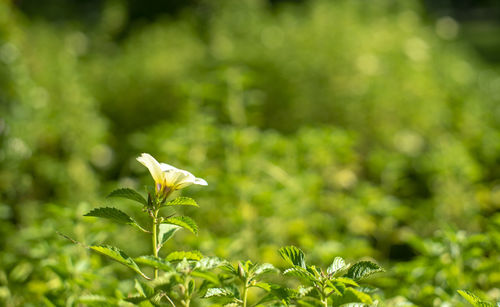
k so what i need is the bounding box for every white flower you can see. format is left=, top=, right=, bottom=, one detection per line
left=136, top=153, right=207, bottom=194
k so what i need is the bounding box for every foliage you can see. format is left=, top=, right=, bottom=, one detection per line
left=278, top=246, right=383, bottom=306
left=1, top=0, right=500, bottom=305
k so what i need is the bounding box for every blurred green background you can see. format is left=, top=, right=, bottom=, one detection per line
left=1, top=0, right=500, bottom=305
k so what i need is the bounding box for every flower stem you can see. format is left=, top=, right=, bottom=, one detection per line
left=152, top=208, right=159, bottom=279
left=320, top=283, right=328, bottom=307
left=242, top=283, right=248, bottom=307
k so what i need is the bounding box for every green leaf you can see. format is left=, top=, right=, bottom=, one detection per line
left=135, top=279, right=155, bottom=298
left=254, top=282, right=272, bottom=291
left=346, top=261, right=383, bottom=280
left=191, top=271, right=220, bottom=285
left=89, top=245, right=150, bottom=280
left=297, top=297, right=324, bottom=307
left=157, top=224, right=181, bottom=251
left=458, top=290, right=495, bottom=307
left=134, top=256, right=173, bottom=272
left=278, top=246, right=306, bottom=268
left=107, top=188, right=147, bottom=206
left=267, top=284, right=296, bottom=305
left=165, top=197, right=199, bottom=207
left=327, top=257, right=347, bottom=276
left=283, top=267, right=315, bottom=281
left=166, top=250, right=203, bottom=262
left=331, top=287, right=372, bottom=306
left=123, top=295, right=148, bottom=304
left=77, top=295, right=117, bottom=306
left=221, top=262, right=238, bottom=275
left=162, top=216, right=198, bottom=235
left=194, top=257, right=224, bottom=271
left=325, top=280, right=342, bottom=296
left=334, top=277, right=359, bottom=287
left=253, top=263, right=279, bottom=277
left=297, top=286, right=314, bottom=297
left=84, top=207, right=148, bottom=233
left=203, top=287, right=235, bottom=298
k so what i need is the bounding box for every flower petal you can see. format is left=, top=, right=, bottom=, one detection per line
left=160, top=163, right=177, bottom=172
left=193, top=177, right=208, bottom=186
left=137, top=153, right=164, bottom=184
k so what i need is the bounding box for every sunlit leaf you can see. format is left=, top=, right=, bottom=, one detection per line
left=253, top=263, right=279, bottom=276
left=166, top=250, right=203, bottom=262
left=458, top=290, right=495, bottom=307
left=77, top=295, right=117, bottom=306
left=334, top=277, right=359, bottom=287
left=297, top=297, right=324, bottom=307
left=346, top=261, right=383, bottom=280
left=157, top=224, right=181, bottom=251
left=89, top=245, right=150, bottom=280
left=194, top=257, right=224, bottom=271
left=204, top=287, right=235, bottom=298
left=162, top=216, right=198, bottom=235
left=84, top=207, right=148, bottom=233
left=283, top=267, right=315, bottom=281
left=164, top=197, right=199, bottom=207
left=327, top=257, right=347, bottom=276
left=123, top=295, right=148, bottom=304
left=107, top=188, right=147, bottom=206
left=134, top=256, right=173, bottom=272
left=278, top=246, right=306, bottom=268
left=331, top=287, right=372, bottom=306
left=135, top=279, right=155, bottom=298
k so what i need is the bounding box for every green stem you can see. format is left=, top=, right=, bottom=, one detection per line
left=322, top=286, right=328, bottom=307
left=242, top=283, right=248, bottom=307
left=152, top=209, right=159, bottom=279
left=183, top=278, right=191, bottom=307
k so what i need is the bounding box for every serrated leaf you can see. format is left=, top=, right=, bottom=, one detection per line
left=107, top=188, right=147, bottom=206
left=84, top=207, right=133, bottom=224
left=150, top=292, right=167, bottom=305
left=157, top=224, right=181, bottom=251
left=297, top=286, right=314, bottom=297
left=77, top=295, right=117, bottom=306
left=331, top=288, right=372, bottom=306
left=165, top=197, right=199, bottom=207
left=123, top=295, right=148, bottom=304
left=166, top=250, right=203, bottom=262
left=191, top=271, right=220, bottom=285
left=252, top=282, right=271, bottom=291
left=325, top=280, right=342, bottom=296
left=327, top=257, right=347, bottom=276
left=283, top=267, right=315, bottom=281
left=135, top=279, right=155, bottom=298
left=221, top=262, right=238, bottom=275
left=278, top=246, right=306, bottom=268
left=162, top=216, right=198, bottom=235
left=134, top=256, right=173, bottom=272
left=204, top=287, right=235, bottom=298
left=346, top=261, right=383, bottom=280
left=89, top=245, right=150, bottom=280
left=268, top=284, right=296, bottom=305
left=253, top=263, right=279, bottom=277
left=297, top=297, right=324, bottom=307
left=84, top=207, right=148, bottom=233
left=458, top=290, right=495, bottom=307
left=334, top=277, right=359, bottom=287
left=194, top=257, right=224, bottom=271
